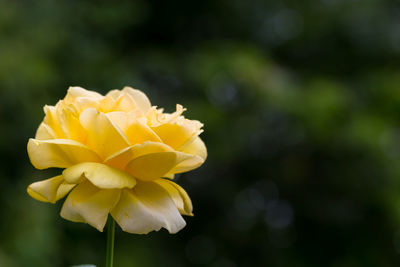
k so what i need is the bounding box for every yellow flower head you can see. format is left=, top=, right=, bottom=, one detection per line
left=27, top=87, right=207, bottom=234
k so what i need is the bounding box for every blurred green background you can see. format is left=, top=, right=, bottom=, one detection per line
left=1, top=0, right=400, bottom=266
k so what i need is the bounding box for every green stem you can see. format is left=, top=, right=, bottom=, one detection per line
left=105, top=216, right=115, bottom=267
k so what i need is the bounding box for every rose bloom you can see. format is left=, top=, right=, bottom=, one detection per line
left=27, top=87, right=206, bottom=234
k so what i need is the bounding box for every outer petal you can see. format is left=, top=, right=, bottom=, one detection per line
left=151, top=119, right=203, bottom=149
left=106, top=89, right=123, bottom=100
left=104, top=142, right=172, bottom=170
left=180, top=137, right=207, bottom=160
left=125, top=151, right=192, bottom=181
left=27, top=175, right=75, bottom=203
left=35, top=122, right=57, bottom=140
left=122, top=87, right=152, bottom=114
left=60, top=180, right=121, bottom=231
left=27, top=139, right=101, bottom=169
left=166, top=138, right=207, bottom=174
left=57, top=182, right=76, bottom=200
left=154, top=179, right=193, bottom=216
left=64, top=86, right=104, bottom=112
left=114, top=94, right=137, bottom=112
left=111, top=182, right=186, bottom=234
left=80, top=108, right=130, bottom=159
left=168, top=154, right=204, bottom=174
left=63, top=162, right=136, bottom=189
left=65, top=86, right=103, bottom=101
left=43, top=105, right=65, bottom=139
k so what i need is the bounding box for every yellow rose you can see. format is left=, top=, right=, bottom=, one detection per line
left=27, top=86, right=206, bottom=234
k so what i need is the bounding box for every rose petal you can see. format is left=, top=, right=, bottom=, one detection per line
left=167, top=155, right=204, bottom=175
left=65, top=86, right=103, bottom=101
left=27, top=175, right=75, bottom=203
left=27, top=138, right=101, bottom=169
left=57, top=103, right=87, bottom=143
left=180, top=137, right=207, bottom=160
left=104, top=141, right=172, bottom=170
left=43, top=105, right=65, bottom=138
left=111, top=181, right=185, bottom=234
left=125, top=151, right=192, bottom=181
left=63, top=162, right=136, bottom=189
left=122, top=87, right=152, bottom=114
left=105, top=111, right=129, bottom=132
left=57, top=182, right=76, bottom=200
left=154, top=179, right=193, bottom=216
left=106, top=89, right=122, bottom=100
left=60, top=180, right=121, bottom=231
left=79, top=108, right=130, bottom=159
left=114, top=94, right=137, bottom=112
left=35, top=122, right=56, bottom=140
left=64, top=87, right=104, bottom=112
left=125, top=120, right=162, bottom=145
left=105, top=112, right=157, bottom=146
left=151, top=119, right=203, bottom=149
left=165, top=138, right=207, bottom=174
